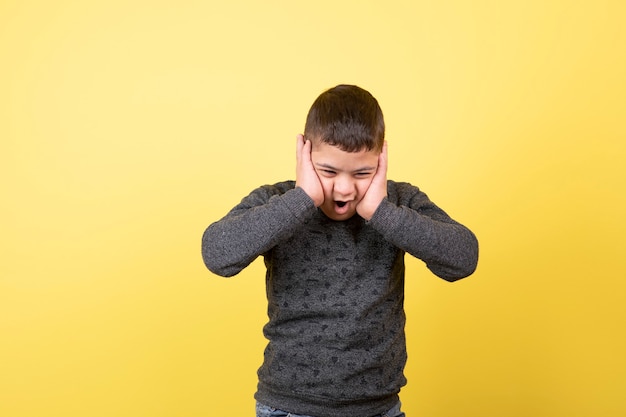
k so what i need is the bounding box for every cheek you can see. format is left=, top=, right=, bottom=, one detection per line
left=318, top=177, right=334, bottom=196
left=356, top=179, right=373, bottom=196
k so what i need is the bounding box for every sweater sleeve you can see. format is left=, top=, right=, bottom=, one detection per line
left=368, top=182, right=478, bottom=281
left=201, top=184, right=317, bottom=277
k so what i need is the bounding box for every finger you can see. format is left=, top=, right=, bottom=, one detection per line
left=374, top=141, right=388, bottom=179
left=379, top=141, right=388, bottom=173
left=296, top=134, right=304, bottom=163
left=303, top=138, right=312, bottom=164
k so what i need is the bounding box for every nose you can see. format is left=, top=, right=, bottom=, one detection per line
left=333, top=175, right=356, bottom=198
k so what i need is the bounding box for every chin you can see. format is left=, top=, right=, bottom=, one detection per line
left=322, top=208, right=357, bottom=221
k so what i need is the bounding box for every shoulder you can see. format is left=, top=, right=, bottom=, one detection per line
left=245, top=180, right=295, bottom=195
left=387, top=179, right=445, bottom=214
left=386, top=179, right=454, bottom=220
left=253, top=180, right=296, bottom=198
left=264, top=180, right=296, bottom=194
left=386, top=180, right=426, bottom=204
left=236, top=180, right=296, bottom=207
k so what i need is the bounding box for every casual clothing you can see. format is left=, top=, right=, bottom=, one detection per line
left=202, top=180, right=478, bottom=417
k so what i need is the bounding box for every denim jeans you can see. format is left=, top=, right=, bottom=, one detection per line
left=256, top=401, right=405, bottom=417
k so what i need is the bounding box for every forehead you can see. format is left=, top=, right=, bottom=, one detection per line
left=311, top=141, right=379, bottom=170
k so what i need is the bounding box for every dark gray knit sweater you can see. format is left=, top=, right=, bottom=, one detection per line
left=202, top=180, right=478, bottom=417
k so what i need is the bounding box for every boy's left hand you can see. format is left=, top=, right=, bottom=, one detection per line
left=357, top=141, right=388, bottom=221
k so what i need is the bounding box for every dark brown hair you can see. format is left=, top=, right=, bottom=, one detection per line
left=304, top=84, right=385, bottom=152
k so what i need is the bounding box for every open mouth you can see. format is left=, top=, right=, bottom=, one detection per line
left=330, top=200, right=352, bottom=217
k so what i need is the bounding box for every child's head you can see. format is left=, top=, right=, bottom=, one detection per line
left=302, top=85, right=387, bottom=221
left=304, top=84, right=385, bottom=153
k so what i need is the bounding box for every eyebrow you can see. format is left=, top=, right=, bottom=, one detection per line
left=315, top=162, right=377, bottom=173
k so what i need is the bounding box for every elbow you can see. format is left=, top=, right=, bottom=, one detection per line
left=201, top=251, right=242, bottom=278
left=208, top=267, right=240, bottom=278
left=201, top=230, right=240, bottom=278
left=202, top=254, right=239, bottom=278
left=431, top=234, right=479, bottom=282
left=437, top=259, right=477, bottom=282
left=430, top=260, right=477, bottom=282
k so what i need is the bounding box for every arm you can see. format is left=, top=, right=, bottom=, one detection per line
left=356, top=144, right=478, bottom=280
left=202, top=135, right=322, bottom=277
left=201, top=184, right=316, bottom=277
left=369, top=186, right=479, bottom=281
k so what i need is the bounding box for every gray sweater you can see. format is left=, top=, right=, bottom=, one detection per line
left=202, top=180, right=478, bottom=417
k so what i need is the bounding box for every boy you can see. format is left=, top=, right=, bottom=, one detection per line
left=202, top=85, right=478, bottom=417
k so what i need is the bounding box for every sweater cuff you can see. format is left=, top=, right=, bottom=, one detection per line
left=367, top=197, right=399, bottom=231
left=280, top=186, right=317, bottom=221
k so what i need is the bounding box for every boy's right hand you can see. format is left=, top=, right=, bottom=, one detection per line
left=295, top=134, right=324, bottom=207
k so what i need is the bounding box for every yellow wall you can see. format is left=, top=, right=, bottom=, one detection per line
left=1, top=1, right=624, bottom=416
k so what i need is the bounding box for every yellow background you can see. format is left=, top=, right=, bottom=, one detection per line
left=1, top=1, right=625, bottom=416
